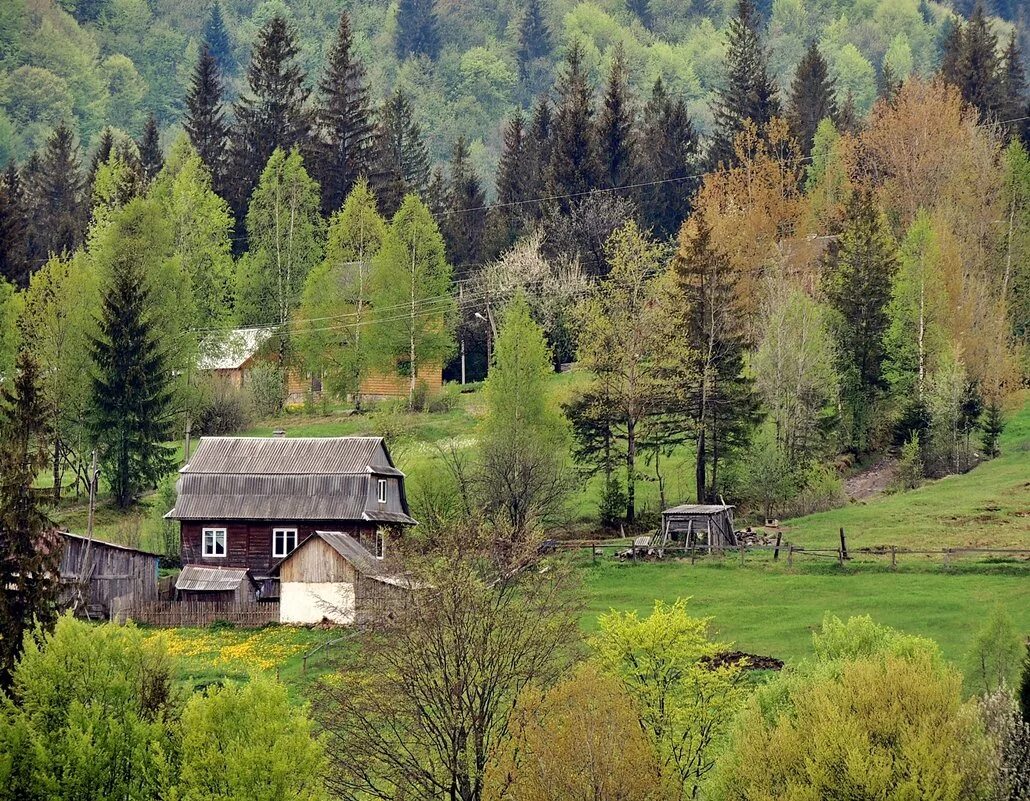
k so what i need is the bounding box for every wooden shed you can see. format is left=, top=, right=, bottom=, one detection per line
left=175, top=565, right=258, bottom=603
left=660, top=504, right=737, bottom=549
left=272, top=531, right=414, bottom=626
left=59, top=533, right=160, bottom=617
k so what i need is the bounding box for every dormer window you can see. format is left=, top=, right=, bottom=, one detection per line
left=377, top=478, right=387, bottom=504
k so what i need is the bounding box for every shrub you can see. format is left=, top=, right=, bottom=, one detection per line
left=249, top=363, right=285, bottom=418
left=0, top=616, right=177, bottom=801
left=978, top=687, right=1030, bottom=801
left=485, top=663, right=662, bottom=801
left=964, top=607, right=1025, bottom=696
left=149, top=475, right=179, bottom=556
left=891, top=432, right=923, bottom=491
left=177, top=675, right=325, bottom=801
left=598, top=475, right=627, bottom=529
left=196, top=378, right=255, bottom=435
left=784, top=462, right=845, bottom=517
left=424, top=383, right=461, bottom=413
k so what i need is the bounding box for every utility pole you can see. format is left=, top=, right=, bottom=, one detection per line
left=459, top=283, right=466, bottom=385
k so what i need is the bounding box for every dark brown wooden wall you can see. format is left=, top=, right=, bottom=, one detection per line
left=181, top=520, right=378, bottom=576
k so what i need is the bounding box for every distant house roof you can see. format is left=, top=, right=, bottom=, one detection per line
left=271, top=531, right=419, bottom=588
left=197, top=328, right=272, bottom=371
left=662, top=504, right=735, bottom=516
left=166, top=436, right=416, bottom=524
left=175, top=565, right=252, bottom=592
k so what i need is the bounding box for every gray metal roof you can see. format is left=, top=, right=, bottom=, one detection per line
left=60, top=532, right=163, bottom=558
left=175, top=565, right=252, bottom=592
left=181, top=436, right=398, bottom=476
left=167, top=436, right=416, bottom=523
left=662, top=504, right=735, bottom=516
left=270, top=531, right=384, bottom=577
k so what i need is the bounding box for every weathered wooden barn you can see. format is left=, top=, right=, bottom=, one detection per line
left=660, top=504, right=737, bottom=549
left=166, top=436, right=417, bottom=599
left=273, top=531, right=415, bottom=625
left=58, top=533, right=160, bottom=617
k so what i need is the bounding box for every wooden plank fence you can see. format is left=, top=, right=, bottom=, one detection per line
left=110, top=598, right=280, bottom=627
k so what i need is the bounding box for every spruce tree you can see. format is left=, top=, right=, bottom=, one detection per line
left=442, top=136, right=487, bottom=268
left=394, top=0, right=441, bottom=61
left=0, top=162, right=30, bottom=288
left=672, top=216, right=761, bottom=502
left=488, top=111, right=529, bottom=255
left=876, top=62, right=903, bottom=105
left=940, top=18, right=963, bottom=87
left=639, top=78, right=698, bottom=239
left=89, top=200, right=176, bottom=508
left=710, top=0, right=780, bottom=167
left=204, top=1, right=234, bottom=75
left=184, top=45, right=230, bottom=196
left=22, top=153, right=46, bottom=270
left=522, top=96, right=553, bottom=220
left=549, top=42, right=601, bottom=212
left=88, top=127, right=115, bottom=192
left=952, top=4, right=1003, bottom=121
left=824, top=190, right=898, bottom=452
left=516, top=0, right=552, bottom=99
left=597, top=44, right=636, bottom=190
left=30, top=122, right=86, bottom=259
left=311, top=12, right=375, bottom=215
left=137, top=113, right=163, bottom=183
left=227, top=16, right=311, bottom=229
left=999, top=33, right=1029, bottom=142
left=787, top=42, right=837, bottom=156
left=0, top=351, right=59, bottom=689
left=627, top=0, right=653, bottom=29
left=371, top=89, right=431, bottom=217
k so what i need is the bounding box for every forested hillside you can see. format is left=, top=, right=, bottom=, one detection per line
left=0, top=0, right=1027, bottom=533
left=2, top=0, right=1029, bottom=177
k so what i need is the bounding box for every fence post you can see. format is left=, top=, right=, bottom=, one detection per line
left=773, top=531, right=782, bottom=561
left=839, top=527, right=848, bottom=560
left=787, top=544, right=794, bottom=568
left=838, top=547, right=844, bottom=567
left=891, top=545, right=897, bottom=570
left=592, top=543, right=597, bottom=563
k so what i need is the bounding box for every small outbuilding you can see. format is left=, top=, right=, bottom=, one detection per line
left=175, top=565, right=258, bottom=603
left=660, top=504, right=737, bottom=549
left=59, top=532, right=161, bottom=617
left=273, top=530, right=414, bottom=626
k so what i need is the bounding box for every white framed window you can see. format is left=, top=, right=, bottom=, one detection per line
left=377, top=478, right=387, bottom=504
left=374, top=530, right=385, bottom=560
left=273, top=528, right=298, bottom=558
left=202, top=528, right=227, bottom=558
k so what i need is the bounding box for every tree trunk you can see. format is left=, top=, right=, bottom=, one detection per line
left=52, top=438, right=61, bottom=503
left=695, top=427, right=706, bottom=504
left=625, top=417, right=636, bottom=524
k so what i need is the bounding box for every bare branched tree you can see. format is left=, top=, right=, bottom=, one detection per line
left=315, top=534, right=581, bottom=801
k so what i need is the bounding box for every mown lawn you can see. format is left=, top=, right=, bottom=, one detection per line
left=580, top=554, right=1030, bottom=666
left=784, top=395, right=1030, bottom=551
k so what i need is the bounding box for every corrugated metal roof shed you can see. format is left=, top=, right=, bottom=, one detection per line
left=175, top=565, right=252, bottom=592
left=662, top=504, right=735, bottom=516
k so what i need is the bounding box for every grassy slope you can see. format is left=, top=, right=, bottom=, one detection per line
left=784, top=397, right=1030, bottom=550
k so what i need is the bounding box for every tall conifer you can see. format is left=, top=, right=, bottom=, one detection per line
left=522, top=97, right=553, bottom=220
left=0, top=351, right=59, bottom=689
left=549, top=42, right=601, bottom=212
left=824, top=190, right=898, bottom=452
left=184, top=45, right=230, bottom=195
left=787, top=42, right=837, bottom=155
left=0, top=162, right=30, bottom=288
left=204, top=1, right=234, bottom=75
left=371, top=89, right=431, bottom=217
left=29, top=122, right=85, bottom=259
left=312, top=12, right=375, bottom=215
left=597, top=44, right=636, bottom=190
left=488, top=111, right=529, bottom=255
left=516, top=0, right=552, bottom=98
left=227, top=16, right=311, bottom=229
left=89, top=200, right=176, bottom=508
left=442, top=137, right=486, bottom=268
left=949, top=4, right=1003, bottom=121
left=999, top=33, right=1029, bottom=142
left=394, top=0, right=441, bottom=61
left=710, top=0, right=780, bottom=166
left=639, top=78, right=698, bottom=239
left=137, top=114, right=163, bottom=183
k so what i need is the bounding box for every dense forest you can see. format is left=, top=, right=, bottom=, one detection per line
left=0, top=0, right=1027, bottom=529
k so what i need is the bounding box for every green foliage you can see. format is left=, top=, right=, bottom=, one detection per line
left=369, top=193, right=454, bottom=406
left=595, top=599, right=748, bottom=800
left=0, top=616, right=177, bottom=801
left=964, top=607, right=1025, bottom=696
left=739, top=437, right=799, bottom=522
left=178, top=675, right=325, bottom=801
left=88, top=197, right=177, bottom=507
left=240, top=147, right=323, bottom=326
left=811, top=614, right=943, bottom=665
left=892, top=432, right=924, bottom=491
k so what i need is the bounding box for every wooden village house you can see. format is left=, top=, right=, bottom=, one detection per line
left=165, top=435, right=417, bottom=603
left=199, top=327, right=442, bottom=402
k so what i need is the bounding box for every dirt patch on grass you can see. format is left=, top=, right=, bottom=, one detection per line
left=703, top=651, right=784, bottom=671
left=843, top=458, right=899, bottom=501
